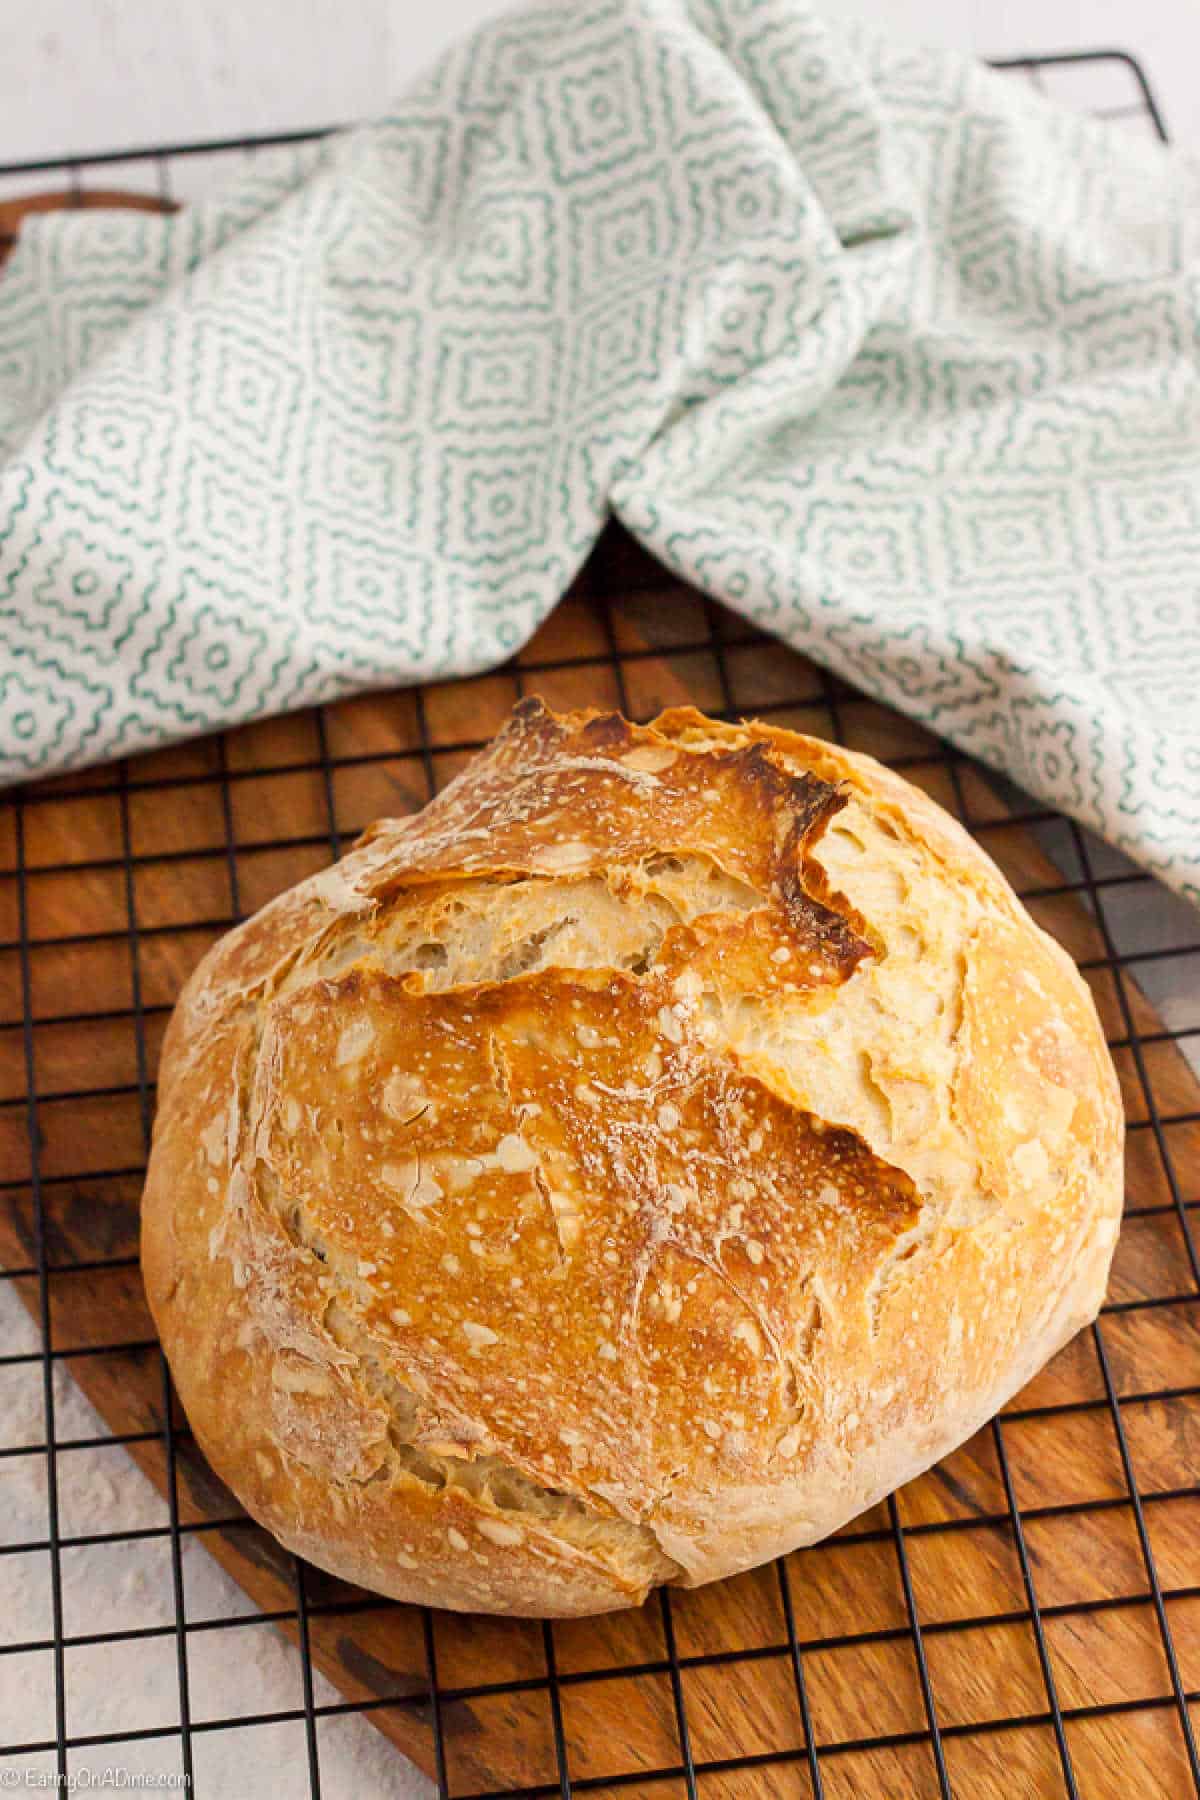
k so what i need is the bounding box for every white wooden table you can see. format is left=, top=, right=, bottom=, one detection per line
left=3, top=0, right=1198, bottom=160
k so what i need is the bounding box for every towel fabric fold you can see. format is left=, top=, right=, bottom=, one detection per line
left=1, top=0, right=1198, bottom=899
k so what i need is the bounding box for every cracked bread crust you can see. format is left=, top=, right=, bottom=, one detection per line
left=141, top=701, right=1123, bottom=1615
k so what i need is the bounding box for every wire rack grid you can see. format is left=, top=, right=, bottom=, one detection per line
left=1, top=47, right=1198, bottom=1800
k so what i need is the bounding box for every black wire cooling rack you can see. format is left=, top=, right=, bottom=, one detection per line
left=1, top=46, right=1199, bottom=1800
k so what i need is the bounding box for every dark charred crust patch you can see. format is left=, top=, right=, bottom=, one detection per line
left=725, top=739, right=796, bottom=800
left=580, top=710, right=636, bottom=752
left=511, top=694, right=550, bottom=725
left=790, top=850, right=882, bottom=965
left=776, top=869, right=873, bottom=977
left=773, top=784, right=875, bottom=978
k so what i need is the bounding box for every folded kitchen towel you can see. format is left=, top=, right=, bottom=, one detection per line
left=2, top=0, right=1199, bottom=900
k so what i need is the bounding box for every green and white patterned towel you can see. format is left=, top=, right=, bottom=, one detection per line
left=2, top=1, right=1199, bottom=901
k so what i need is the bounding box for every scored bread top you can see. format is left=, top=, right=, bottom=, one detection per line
left=143, top=701, right=1122, bottom=1615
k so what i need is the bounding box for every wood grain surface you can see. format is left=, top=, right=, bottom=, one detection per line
left=2, top=198, right=1199, bottom=1800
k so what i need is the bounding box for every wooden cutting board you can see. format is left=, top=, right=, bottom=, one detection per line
left=2, top=193, right=1199, bottom=1800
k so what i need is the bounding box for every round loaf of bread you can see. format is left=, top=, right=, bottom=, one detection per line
left=142, top=702, right=1123, bottom=1615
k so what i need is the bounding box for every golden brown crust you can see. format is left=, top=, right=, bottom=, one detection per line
left=142, top=701, right=1123, bottom=1613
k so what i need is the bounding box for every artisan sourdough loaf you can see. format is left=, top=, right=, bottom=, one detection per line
left=142, top=703, right=1123, bottom=1615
